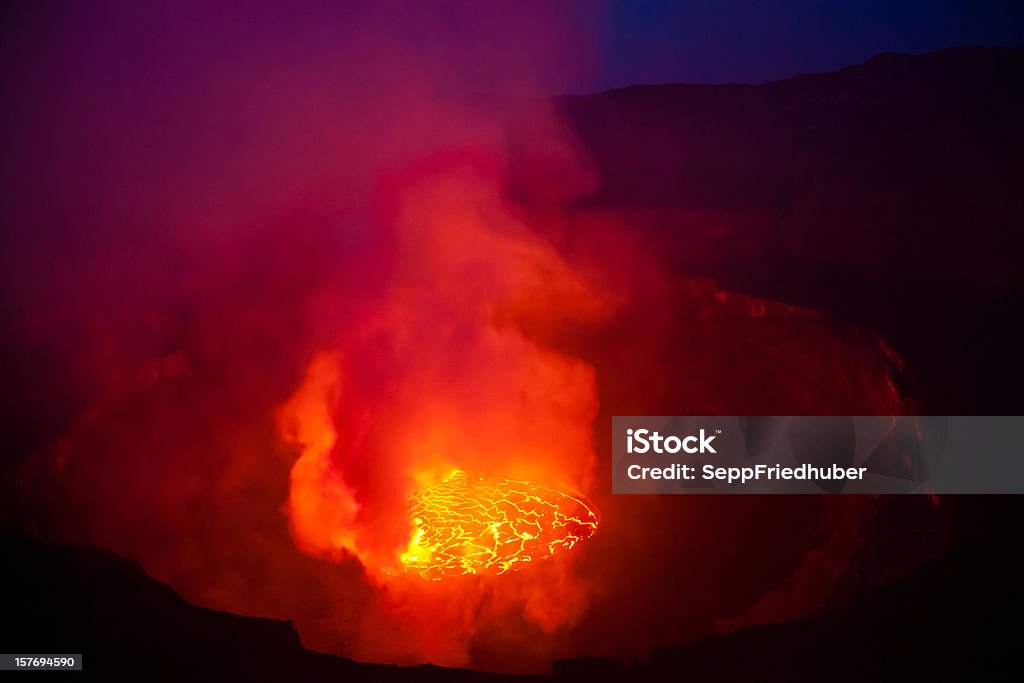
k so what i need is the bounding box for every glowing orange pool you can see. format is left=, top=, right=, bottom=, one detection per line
left=400, top=470, right=599, bottom=580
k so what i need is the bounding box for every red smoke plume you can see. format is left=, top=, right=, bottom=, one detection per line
left=273, top=151, right=610, bottom=662
left=3, top=2, right=620, bottom=669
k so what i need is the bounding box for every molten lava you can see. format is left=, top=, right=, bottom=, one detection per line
left=400, top=470, right=599, bottom=581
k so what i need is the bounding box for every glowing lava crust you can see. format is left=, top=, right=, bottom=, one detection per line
left=399, top=470, right=599, bottom=581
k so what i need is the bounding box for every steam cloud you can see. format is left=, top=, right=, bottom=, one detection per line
left=2, top=0, right=617, bottom=670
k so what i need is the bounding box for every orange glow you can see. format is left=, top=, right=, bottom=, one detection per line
left=399, top=470, right=599, bottom=580
left=275, top=155, right=608, bottom=669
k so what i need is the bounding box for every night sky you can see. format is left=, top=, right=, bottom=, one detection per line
left=584, top=0, right=1024, bottom=92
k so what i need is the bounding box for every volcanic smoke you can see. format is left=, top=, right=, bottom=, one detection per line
left=272, top=149, right=611, bottom=663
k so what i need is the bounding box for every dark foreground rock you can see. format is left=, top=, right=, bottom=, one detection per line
left=6, top=504, right=1022, bottom=682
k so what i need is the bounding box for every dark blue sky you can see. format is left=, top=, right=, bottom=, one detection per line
left=582, top=0, right=1024, bottom=92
